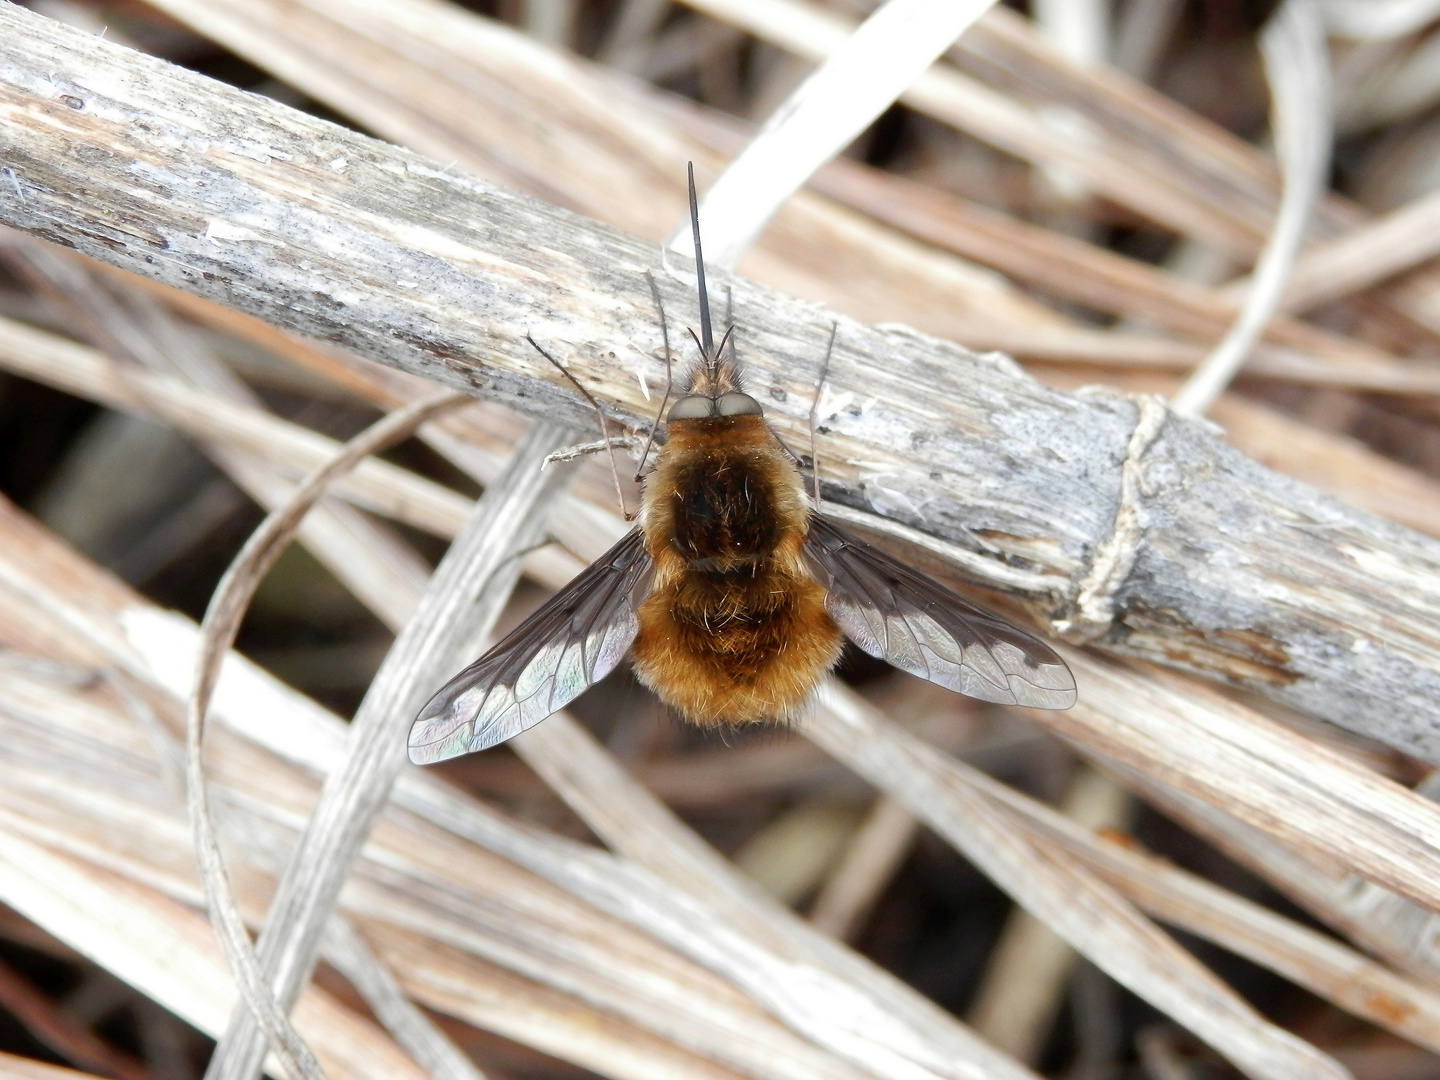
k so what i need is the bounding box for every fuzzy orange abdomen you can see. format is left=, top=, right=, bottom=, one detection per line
left=632, top=564, right=841, bottom=725
left=630, top=415, right=844, bottom=726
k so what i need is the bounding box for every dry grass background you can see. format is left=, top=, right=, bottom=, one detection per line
left=3, top=0, right=1440, bottom=1078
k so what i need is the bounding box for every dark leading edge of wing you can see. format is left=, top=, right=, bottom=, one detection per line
left=803, top=516, right=1077, bottom=710
left=407, top=529, right=654, bottom=763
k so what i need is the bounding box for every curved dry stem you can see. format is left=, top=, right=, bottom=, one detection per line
left=1170, top=0, right=1332, bottom=417
left=185, top=389, right=469, bottom=1080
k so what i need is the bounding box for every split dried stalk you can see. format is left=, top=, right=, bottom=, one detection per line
left=1172, top=0, right=1332, bottom=417
left=205, top=420, right=578, bottom=1080
left=188, top=390, right=468, bottom=1080
left=678, top=0, right=1000, bottom=268
left=809, top=683, right=1349, bottom=1080
left=10, top=9, right=1440, bottom=769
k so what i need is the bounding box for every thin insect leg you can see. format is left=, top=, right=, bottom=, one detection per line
left=808, top=322, right=839, bottom=507
left=526, top=333, right=633, bottom=521
left=715, top=324, right=736, bottom=371
left=772, top=432, right=806, bottom=467
left=635, top=269, right=674, bottom=479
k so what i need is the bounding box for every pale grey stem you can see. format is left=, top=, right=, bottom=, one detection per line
left=8, top=238, right=431, bottom=632
left=597, top=0, right=672, bottom=69
left=808, top=681, right=1352, bottom=1080
left=204, top=421, right=579, bottom=1080
left=11, top=5, right=1440, bottom=767
left=808, top=796, right=918, bottom=941
left=1171, top=0, right=1332, bottom=417
left=669, top=0, right=1001, bottom=269
left=320, top=917, right=490, bottom=1080
left=188, top=392, right=470, bottom=1080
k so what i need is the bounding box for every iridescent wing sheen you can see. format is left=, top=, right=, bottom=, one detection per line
left=408, top=528, right=653, bottom=763
left=803, top=516, right=1076, bottom=709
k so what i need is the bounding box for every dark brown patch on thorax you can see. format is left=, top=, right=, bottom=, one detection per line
left=668, top=447, right=781, bottom=570
left=645, top=414, right=802, bottom=572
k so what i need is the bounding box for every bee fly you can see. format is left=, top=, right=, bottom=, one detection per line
left=407, top=167, right=1075, bottom=764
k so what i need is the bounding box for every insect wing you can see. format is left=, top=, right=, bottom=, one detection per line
left=803, top=516, right=1076, bottom=709
left=408, top=529, right=653, bottom=763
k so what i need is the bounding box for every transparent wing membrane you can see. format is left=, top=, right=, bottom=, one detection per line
left=408, top=529, right=653, bottom=762
left=803, top=516, right=1076, bottom=710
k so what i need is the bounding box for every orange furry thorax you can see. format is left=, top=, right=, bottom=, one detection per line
left=629, top=413, right=843, bottom=726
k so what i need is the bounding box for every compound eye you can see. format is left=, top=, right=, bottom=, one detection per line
left=667, top=395, right=716, bottom=421
left=715, top=392, right=763, bottom=417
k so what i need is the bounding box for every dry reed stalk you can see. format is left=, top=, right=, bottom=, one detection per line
left=186, top=390, right=473, bottom=1080
left=816, top=709, right=1440, bottom=1054
left=146, top=0, right=1440, bottom=398
left=1171, top=0, right=1332, bottom=417
left=0, top=656, right=852, bottom=1080
left=797, top=160, right=1440, bottom=395
left=319, top=917, right=488, bottom=1080
left=197, top=420, right=580, bottom=1080
left=1239, top=187, right=1440, bottom=314
left=148, top=279, right=1440, bottom=548
left=678, top=0, right=1440, bottom=348
left=963, top=769, right=1129, bottom=1063
left=5, top=238, right=436, bottom=633
left=141, top=0, right=1069, bottom=346
left=949, top=5, right=1440, bottom=339
left=668, top=0, right=1002, bottom=269
left=808, top=683, right=1352, bottom=1079
left=0, top=311, right=594, bottom=589
left=807, top=796, right=918, bottom=941
left=0, top=314, right=473, bottom=542
left=0, top=826, right=430, bottom=1080
left=10, top=7, right=1440, bottom=771
left=1095, top=755, right=1440, bottom=1028
left=475, top=629, right=1440, bottom=1077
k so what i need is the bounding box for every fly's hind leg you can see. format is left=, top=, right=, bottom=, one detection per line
left=527, top=332, right=636, bottom=521
left=806, top=321, right=840, bottom=507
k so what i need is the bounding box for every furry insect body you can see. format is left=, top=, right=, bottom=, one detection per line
left=631, top=411, right=843, bottom=725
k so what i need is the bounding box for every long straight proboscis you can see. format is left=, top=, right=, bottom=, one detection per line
left=687, top=162, right=715, bottom=359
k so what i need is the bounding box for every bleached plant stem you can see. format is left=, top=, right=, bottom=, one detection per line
left=672, top=0, right=999, bottom=269
left=808, top=682, right=1349, bottom=1080
left=187, top=390, right=468, bottom=1080
left=320, top=917, right=490, bottom=1080
left=1171, top=0, right=1332, bottom=416
left=205, top=420, right=579, bottom=1080
left=11, top=5, right=1440, bottom=770
left=510, top=714, right=1038, bottom=1080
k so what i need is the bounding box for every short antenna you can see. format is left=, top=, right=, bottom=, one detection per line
left=687, top=162, right=715, bottom=358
